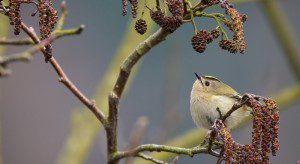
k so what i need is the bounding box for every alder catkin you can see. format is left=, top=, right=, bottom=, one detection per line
left=38, top=0, right=58, bottom=62
left=219, top=39, right=238, bottom=53
left=8, top=0, right=22, bottom=35
left=122, top=0, right=128, bottom=16
left=226, top=8, right=246, bottom=54
left=129, top=0, right=138, bottom=18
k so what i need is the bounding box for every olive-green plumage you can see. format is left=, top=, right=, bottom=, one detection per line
left=190, top=74, right=250, bottom=129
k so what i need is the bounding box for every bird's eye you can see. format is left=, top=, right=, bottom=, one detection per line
left=205, top=81, right=210, bottom=86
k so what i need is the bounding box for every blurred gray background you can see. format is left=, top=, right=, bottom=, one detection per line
left=0, top=0, right=300, bottom=163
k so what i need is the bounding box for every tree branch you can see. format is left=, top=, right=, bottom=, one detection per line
left=19, top=22, right=108, bottom=126
left=0, top=38, right=34, bottom=46
left=56, top=0, right=68, bottom=31
left=0, top=26, right=84, bottom=65
left=106, top=28, right=170, bottom=164
left=113, top=144, right=220, bottom=161
left=112, top=28, right=169, bottom=98
left=221, top=95, right=249, bottom=121
left=107, top=92, right=119, bottom=162
left=0, top=25, right=84, bottom=46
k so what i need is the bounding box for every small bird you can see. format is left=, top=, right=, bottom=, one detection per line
left=190, top=73, right=250, bottom=129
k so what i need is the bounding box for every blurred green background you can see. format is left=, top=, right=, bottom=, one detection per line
left=0, top=0, right=300, bottom=163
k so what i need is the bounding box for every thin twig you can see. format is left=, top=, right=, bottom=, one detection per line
left=0, top=25, right=84, bottom=46
left=19, top=22, right=108, bottom=127
left=196, top=12, right=229, bottom=40
left=136, top=153, right=166, bottom=164
left=221, top=96, right=249, bottom=122
left=0, top=26, right=85, bottom=66
left=56, top=0, right=68, bottom=31
left=185, top=0, right=197, bottom=34
left=0, top=38, right=34, bottom=46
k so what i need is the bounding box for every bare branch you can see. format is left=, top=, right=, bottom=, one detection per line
left=112, top=28, right=169, bottom=98
left=221, top=96, right=249, bottom=122
left=106, top=92, right=119, bottom=161
left=19, top=22, right=107, bottom=126
left=56, top=0, right=68, bottom=31
left=136, top=153, right=166, bottom=164
left=0, top=38, right=34, bottom=46
left=0, top=26, right=85, bottom=69
left=113, top=144, right=220, bottom=161
left=0, top=25, right=84, bottom=47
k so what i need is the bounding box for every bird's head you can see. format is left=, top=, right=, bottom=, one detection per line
left=192, top=73, right=238, bottom=97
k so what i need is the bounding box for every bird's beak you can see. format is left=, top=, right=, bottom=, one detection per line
left=194, top=72, right=203, bottom=86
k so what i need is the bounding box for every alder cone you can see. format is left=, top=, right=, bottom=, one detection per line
left=167, top=0, right=184, bottom=16
left=210, top=29, right=220, bottom=39
left=135, top=19, right=147, bottom=35
left=191, top=31, right=208, bottom=53
left=206, top=33, right=213, bottom=44
left=150, top=9, right=182, bottom=33
left=150, top=9, right=165, bottom=26
left=162, top=16, right=183, bottom=33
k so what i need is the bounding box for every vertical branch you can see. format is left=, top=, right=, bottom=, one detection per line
left=260, top=0, right=300, bottom=80
left=107, top=92, right=119, bottom=163
left=106, top=28, right=170, bottom=164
